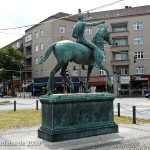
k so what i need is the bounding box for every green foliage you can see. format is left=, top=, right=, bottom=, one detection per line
left=0, top=45, right=25, bottom=82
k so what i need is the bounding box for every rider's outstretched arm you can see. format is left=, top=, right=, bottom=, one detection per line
left=86, top=20, right=105, bottom=27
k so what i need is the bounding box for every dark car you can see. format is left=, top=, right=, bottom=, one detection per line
left=145, top=93, right=150, bottom=98
left=0, top=92, right=3, bottom=98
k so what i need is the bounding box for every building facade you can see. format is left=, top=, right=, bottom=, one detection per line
left=2, top=5, right=150, bottom=96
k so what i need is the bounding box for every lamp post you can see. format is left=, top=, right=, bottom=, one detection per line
left=113, top=66, right=121, bottom=96
left=6, top=55, right=22, bottom=97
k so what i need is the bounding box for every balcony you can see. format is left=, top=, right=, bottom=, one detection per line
left=111, top=45, right=129, bottom=51
left=111, top=30, right=129, bottom=37
left=25, top=41, right=32, bottom=47
left=25, top=65, right=32, bottom=71
left=111, top=59, right=130, bottom=66
left=26, top=52, right=32, bottom=58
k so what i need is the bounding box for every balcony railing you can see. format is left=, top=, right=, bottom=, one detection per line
left=111, top=59, right=130, bottom=66
left=111, top=30, right=129, bottom=37
left=111, top=45, right=129, bottom=51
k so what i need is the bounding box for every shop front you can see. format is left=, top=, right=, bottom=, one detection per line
left=130, top=75, right=150, bottom=96
left=130, top=75, right=150, bottom=89
left=87, top=76, right=109, bottom=92
left=29, top=76, right=83, bottom=95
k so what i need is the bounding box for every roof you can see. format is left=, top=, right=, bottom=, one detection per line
left=83, top=5, right=150, bottom=21
left=25, top=5, right=150, bottom=32
left=25, top=12, right=77, bottom=32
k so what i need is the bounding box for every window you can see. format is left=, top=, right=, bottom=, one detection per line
left=135, top=66, right=144, bottom=74
left=59, top=26, right=66, bottom=34
left=99, top=69, right=106, bottom=75
left=35, top=32, right=38, bottom=39
left=35, top=45, right=38, bottom=52
left=73, top=70, right=79, bottom=76
left=40, top=29, right=43, bottom=36
left=135, top=52, right=143, bottom=59
left=120, top=67, right=128, bottom=75
left=134, top=22, right=143, bottom=30
left=16, top=42, right=19, bottom=48
left=134, top=37, right=143, bottom=45
left=40, top=43, right=43, bottom=50
left=25, top=34, right=32, bottom=42
left=114, top=39, right=127, bottom=46
left=84, top=28, right=92, bottom=35
left=115, top=53, right=128, bottom=60
left=112, top=24, right=127, bottom=32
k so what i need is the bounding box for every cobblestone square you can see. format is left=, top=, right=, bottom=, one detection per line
left=0, top=124, right=150, bottom=150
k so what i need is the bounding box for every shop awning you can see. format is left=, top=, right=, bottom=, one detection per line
left=29, top=83, right=47, bottom=87
left=88, top=76, right=108, bottom=86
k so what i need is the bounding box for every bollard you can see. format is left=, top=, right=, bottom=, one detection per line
left=14, top=101, right=16, bottom=111
left=133, top=106, right=136, bottom=124
left=36, top=100, right=38, bottom=110
left=117, top=103, right=120, bottom=117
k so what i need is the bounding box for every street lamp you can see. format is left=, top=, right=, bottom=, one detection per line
left=6, top=55, right=22, bottom=97
left=113, top=66, right=121, bottom=96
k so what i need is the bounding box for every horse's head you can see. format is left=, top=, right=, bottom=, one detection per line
left=102, top=26, right=113, bottom=45
left=92, top=26, right=113, bottom=47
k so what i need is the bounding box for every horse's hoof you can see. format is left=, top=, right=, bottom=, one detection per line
left=84, top=89, right=90, bottom=93
left=47, top=91, right=53, bottom=95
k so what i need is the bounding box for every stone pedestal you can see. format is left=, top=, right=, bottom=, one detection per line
left=38, top=93, right=118, bottom=142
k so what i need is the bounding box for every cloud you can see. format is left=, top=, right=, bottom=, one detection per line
left=0, top=0, right=150, bottom=48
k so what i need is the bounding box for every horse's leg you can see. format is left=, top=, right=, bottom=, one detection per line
left=47, top=63, right=63, bottom=95
left=84, top=66, right=93, bottom=93
left=97, top=63, right=112, bottom=87
left=60, top=62, right=74, bottom=92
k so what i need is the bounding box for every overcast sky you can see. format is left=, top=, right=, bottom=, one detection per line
left=0, top=0, right=150, bottom=48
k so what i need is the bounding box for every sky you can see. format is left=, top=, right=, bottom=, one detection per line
left=0, top=0, right=150, bottom=48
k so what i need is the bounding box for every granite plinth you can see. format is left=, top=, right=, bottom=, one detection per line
left=38, top=93, right=118, bottom=142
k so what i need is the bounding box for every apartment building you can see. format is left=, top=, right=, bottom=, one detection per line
left=1, top=37, right=24, bottom=52
left=2, top=5, right=150, bottom=96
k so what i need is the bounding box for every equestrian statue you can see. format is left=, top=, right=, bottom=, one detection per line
left=37, top=14, right=114, bottom=95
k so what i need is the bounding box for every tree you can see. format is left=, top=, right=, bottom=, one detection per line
left=0, top=45, right=25, bottom=95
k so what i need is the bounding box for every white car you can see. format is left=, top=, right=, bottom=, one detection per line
left=145, top=93, right=150, bottom=98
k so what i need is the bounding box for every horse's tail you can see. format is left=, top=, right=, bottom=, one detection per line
left=37, top=43, right=56, bottom=64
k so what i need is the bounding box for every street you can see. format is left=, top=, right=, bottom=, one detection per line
left=0, top=96, right=150, bottom=119
left=114, top=97, right=150, bottom=119
left=0, top=97, right=41, bottom=111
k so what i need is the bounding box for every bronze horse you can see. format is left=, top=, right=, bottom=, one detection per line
left=37, top=26, right=113, bottom=95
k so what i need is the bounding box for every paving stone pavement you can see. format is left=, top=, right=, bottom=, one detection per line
left=0, top=124, right=150, bottom=150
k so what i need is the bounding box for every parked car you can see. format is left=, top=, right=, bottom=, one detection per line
left=145, top=93, right=150, bottom=98
left=0, top=92, right=3, bottom=98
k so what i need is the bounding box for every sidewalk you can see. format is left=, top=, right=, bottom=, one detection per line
left=0, top=124, right=150, bottom=150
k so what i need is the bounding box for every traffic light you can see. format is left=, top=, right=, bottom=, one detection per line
left=134, top=55, right=137, bottom=63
